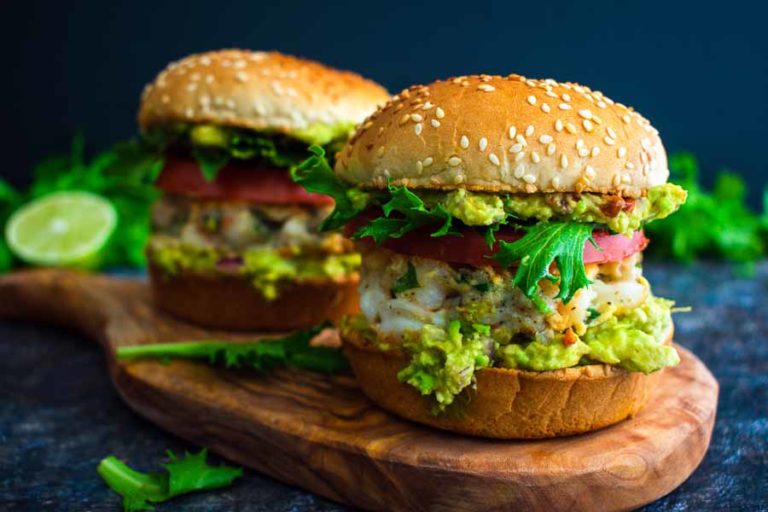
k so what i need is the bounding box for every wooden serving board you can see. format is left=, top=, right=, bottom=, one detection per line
left=0, top=269, right=718, bottom=511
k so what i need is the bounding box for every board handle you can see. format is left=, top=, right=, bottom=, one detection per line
left=0, top=269, right=138, bottom=342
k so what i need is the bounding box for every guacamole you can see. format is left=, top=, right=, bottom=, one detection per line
left=423, top=183, right=687, bottom=236
left=358, top=295, right=676, bottom=411
left=149, top=242, right=360, bottom=300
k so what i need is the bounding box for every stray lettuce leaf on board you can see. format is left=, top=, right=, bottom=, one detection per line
left=645, top=153, right=767, bottom=265
left=116, top=324, right=348, bottom=375
left=98, top=449, right=242, bottom=512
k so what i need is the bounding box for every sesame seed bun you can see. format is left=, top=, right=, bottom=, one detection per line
left=342, top=325, right=673, bottom=439
left=139, top=49, right=390, bottom=138
left=148, top=263, right=360, bottom=331
left=336, top=75, right=668, bottom=197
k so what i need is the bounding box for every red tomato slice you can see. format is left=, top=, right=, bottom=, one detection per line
left=154, top=157, right=334, bottom=206
left=349, top=219, right=648, bottom=267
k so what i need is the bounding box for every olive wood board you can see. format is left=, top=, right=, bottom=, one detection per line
left=0, top=269, right=718, bottom=511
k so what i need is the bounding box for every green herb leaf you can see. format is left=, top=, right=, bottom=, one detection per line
left=116, top=324, right=348, bottom=374
left=292, top=146, right=370, bottom=230
left=494, top=222, right=595, bottom=304
left=392, top=262, right=420, bottom=295
left=192, top=148, right=230, bottom=182
left=354, top=183, right=458, bottom=243
left=645, top=153, right=767, bottom=265
left=98, top=449, right=242, bottom=512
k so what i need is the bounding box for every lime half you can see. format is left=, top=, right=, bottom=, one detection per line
left=5, top=191, right=117, bottom=267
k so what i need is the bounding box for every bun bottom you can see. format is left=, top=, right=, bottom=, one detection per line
left=343, top=328, right=670, bottom=439
left=148, top=264, right=359, bottom=331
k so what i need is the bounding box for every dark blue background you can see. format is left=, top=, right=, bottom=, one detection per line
left=3, top=0, right=767, bottom=204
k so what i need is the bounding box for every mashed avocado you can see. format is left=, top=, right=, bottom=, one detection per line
left=149, top=242, right=360, bottom=300
left=397, top=321, right=491, bottom=410
left=429, top=184, right=686, bottom=235
left=188, top=121, right=356, bottom=149
left=358, top=295, right=677, bottom=411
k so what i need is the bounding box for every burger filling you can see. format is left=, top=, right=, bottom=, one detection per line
left=140, top=123, right=359, bottom=299
left=294, top=147, right=687, bottom=411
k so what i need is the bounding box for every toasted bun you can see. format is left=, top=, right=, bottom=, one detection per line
left=343, top=326, right=673, bottom=438
left=139, top=50, right=389, bottom=138
left=148, top=263, right=359, bottom=331
left=336, top=75, right=667, bottom=197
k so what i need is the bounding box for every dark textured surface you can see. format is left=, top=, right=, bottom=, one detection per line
left=0, top=263, right=766, bottom=511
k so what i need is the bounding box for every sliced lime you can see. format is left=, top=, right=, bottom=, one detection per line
left=5, top=191, right=117, bottom=267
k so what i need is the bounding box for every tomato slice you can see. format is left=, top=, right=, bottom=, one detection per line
left=349, top=219, right=648, bottom=267
left=154, top=157, right=334, bottom=206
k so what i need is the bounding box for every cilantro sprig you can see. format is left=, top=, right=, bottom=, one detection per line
left=98, top=449, right=242, bottom=512
left=645, top=153, right=768, bottom=266
left=116, top=325, right=348, bottom=375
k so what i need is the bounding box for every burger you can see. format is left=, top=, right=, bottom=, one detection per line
left=137, top=50, right=389, bottom=330
left=294, top=74, right=687, bottom=438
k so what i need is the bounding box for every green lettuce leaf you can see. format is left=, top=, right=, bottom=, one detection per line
left=291, top=146, right=371, bottom=230
left=98, top=449, right=242, bottom=512
left=493, top=222, right=595, bottom=305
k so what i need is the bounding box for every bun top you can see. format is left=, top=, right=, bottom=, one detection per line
left=138, top=50, right=390, bottom=139
left=335, top=75, right=668, bottom=196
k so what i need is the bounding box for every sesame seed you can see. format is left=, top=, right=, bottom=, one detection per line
left=565, top=122, right=577, bottom=134
left=604, top=136, right=616, bottom=145
left=460, top=135, right=470, bottom=149
left=417, top=157, right=431, bottom=168
left=583, top=119, right=594, bottom=132
left=578, top=148, right=590, bottom=157
left=591, top=146, right=600, bottom=157
left=377, top=146, right=385, bottom=157
left=449, top=156, right=462, bottom=166
left=623, top=174, right=632, bottom=183
left=478, top=84, right=495, bottom=92
left=514, top=164, right=526, bottom=178
left=560, top=154, right=569, bottom=169
left=435, top=107, right=445, bottom=119
left=559, top=103, right=572, bottom=110
left=416, top=161, right=423, bottom=173
left=422, top=101, right=433, bottom=110
left=515, top=151, right=526, bottom=162
left=508, top=126, right=517, bottom=139
left=626, top=162, right=635, bottom=169
left=510, top=143, right=523, bottom=153
left=541, top=103, right=551, bottom=113
left=523, top=174, right=537, bottom=184
left=525, top=79, right=537, bottom=87
left=641, top=138, right=651, bottom=149
left=410, top=113, right=423, bottom=122
left=585, top=165, right=596, bottom=179
left=613, top=174, right=622, bottom=187
left=184, top=107, right=194, bottom=118
left=414, top=123, right=423, bottom=135
left=618, top=147, right=627, bottom=158
left=186, top=83, right=198, bottom=92
left=527, top=95, right=537, bottom=105
left=431, top=119, right=441, bottom=128
left=547, top=143, right=556, bottom=156
left=235, top=71, right=249, bottom=83
left=525, top=125, right=535, bottom=137
left=597, top=101, right=607, bottom=108
left=546, top=91, right=558, bottom=98
left=479, top=137, right=488, bottom=151
left=225, top=99, right=236, bottom=109
left=399, top=114, right=410, bottom=125
left=555, top=119, right=564, bottom=132
left=539, top=134, right=553, bottom=144
left=531, top=151, right=541, bottom=163
left=576, top=139, right=585, bottom=148
left=578, top=109, right=593, bottom=120
left=607, top=127, right=617, bottom=139
left=622, top=114, right=631, bottom=124
left=562, top=93, right=571, bottom=102
left=516, top=134, right=526, bottom=145
left=234, top=60, right=247, bottom=69
left=489, top=153, right=501, bottom=166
